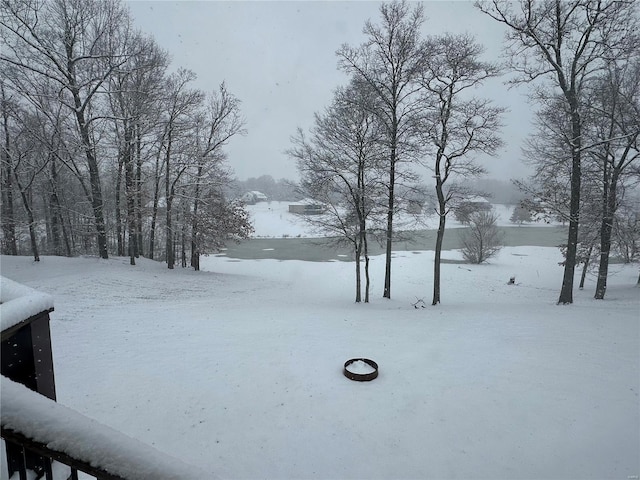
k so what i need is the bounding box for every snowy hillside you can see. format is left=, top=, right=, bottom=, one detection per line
left=0, top=243, right=638, bottom=479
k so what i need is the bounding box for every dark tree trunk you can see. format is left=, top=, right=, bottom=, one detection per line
left=148, top=152, right=162, bottom=260
left=595, top=170, right=619, bottom=299
left=135, top=125, right=143, bottom=258
left=191, top=165, right=202, bottom=271
left=48, top=157, right=70, bottom=256
left=383, top=152, right=396, bottom=299
left=124, top=127, right=137, bottom=266
left=558, top=102, right=581, bottom=304
left=43, top=188, right=53, bottom=251
left=364, top=241, right=370, bottom=303
left=355, top=240, right=362, bottom=303
left=165, top=135, right=174, bottom=269
left=166, top=193, right=174, bottom=269
left=62, top=31, right=109, bottom=259
left=432, top=206, right=446, bottom=306
left=181, top=215, right=187, bottom=268
left=579, top=245, right=593, bottom=290
left=80, top=136, right=108, bottom=259
left=115, top=155, right=124, bottom=256
left=72, top=95, right=109, bottom=259
left=356, top=209, right=368, bottom=303
left=432, top=150, right=447, bottom=305
left=358, top=158, right=369, bottom=303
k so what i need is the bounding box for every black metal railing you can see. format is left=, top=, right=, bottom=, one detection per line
left=2, top=426, right=124, bottom=480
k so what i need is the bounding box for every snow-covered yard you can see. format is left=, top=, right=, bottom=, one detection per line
left=0, top=211, right=638, bottom=479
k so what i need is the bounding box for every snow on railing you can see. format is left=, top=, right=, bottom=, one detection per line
left=1, top=276, right=216, bottom=479
left=0, top=277, right=54, bottom=338
left=1, top=376, right=215, bottom=480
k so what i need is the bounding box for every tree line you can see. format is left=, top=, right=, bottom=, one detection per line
left=2, top=0, right=637, bottom=302
left=0, top=0, right=252, bottom=269
left=290, top=0, right=639, bottom=304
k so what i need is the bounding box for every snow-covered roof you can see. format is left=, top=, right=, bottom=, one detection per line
left=460, top=195, right=491, bottom=204
left=288, top=198, right=325, bottom=206
left=1, top=376, right=215, bottom=480
left=1, top=276, right=54, bottom=334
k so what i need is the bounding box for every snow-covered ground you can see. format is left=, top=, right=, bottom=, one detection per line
left=0, top=212, right=638, bottom=479
left=246, top=201, right=532, bottom=238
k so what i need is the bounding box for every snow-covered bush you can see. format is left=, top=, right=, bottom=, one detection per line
left=460, top=211, right=504, bottom=264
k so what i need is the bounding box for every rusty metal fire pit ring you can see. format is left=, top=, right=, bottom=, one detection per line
left=343, top=358, right=378, bottom=382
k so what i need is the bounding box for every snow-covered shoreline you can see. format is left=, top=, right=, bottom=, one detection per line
left=246, top=201, right=554, bottom=238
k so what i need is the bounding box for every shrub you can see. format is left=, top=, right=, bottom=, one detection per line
left=461, top=210, right=504, bottom=264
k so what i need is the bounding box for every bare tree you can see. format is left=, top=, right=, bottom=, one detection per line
left=0, top=0, right=140, bottom=259
left=190, top=83, right=246, bottom=271
left=0, top=81, right=18, bottom=255
left=291, top=82, right=386, bottom=302
left=586, top=57, right=640, bottom=299
left=419, top=33, right=504, bottom=305
left=108, top=30, right=168, bottom=265
left=337, top=0, right=426, bottom=299
left=477, top=0, right=640, bottom=304
left=1, top=64, right=82, bottom=257
left=0, top=97, right=53, bottom=261
left=460, top=210, right=504, bottom=264
left=158, top=69, right=202, bottom=269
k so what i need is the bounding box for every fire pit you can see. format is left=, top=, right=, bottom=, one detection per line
left=343, top=358, right=378, bottom=382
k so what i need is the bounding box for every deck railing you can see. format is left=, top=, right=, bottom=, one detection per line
left=2, top=425, right=125, bottom=480
left=0, top=277, right=210, bottom=480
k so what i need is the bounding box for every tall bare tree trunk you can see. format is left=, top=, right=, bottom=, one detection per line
left=432, top=176, right=446, bottom=305
left=355, top=239, right=362, bottom=303
left=135, top=127, right=144, bottom=258
left=558, top=104, right=582, bottom=304
left=165, top=135, right=174, bottom=269
left=125, top=137, right=136, bottom=266
left=149, top=149, right=163, bottom=260
left=72, top=90, right=109, bottom=259
left=48, top=156, right=66, bottom=255
left=115, top=155, right=124, bottom=256
left=595, top=171, right=619, bottom=299
left=191, top=164, right=202, bottom=271
left=383, top=136, right=397, bottom=299
left=166, top=194, right=174, bottom=268
left=579, top=245, right=593, bottom=290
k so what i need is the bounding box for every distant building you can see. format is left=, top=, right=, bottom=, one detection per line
left=240, top=191, right=268, bottom=205
left=454, top=195, right=492, bottom=223
left=288, top=200, right=325, bottom=215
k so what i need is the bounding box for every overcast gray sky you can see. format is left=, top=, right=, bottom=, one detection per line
left=127, top=1, right=534, bottom=182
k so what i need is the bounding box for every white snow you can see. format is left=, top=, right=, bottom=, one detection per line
left=0, top=276, right=54, bottom=333
left=0, top=377, right=213, bottom=480
left=345, top=360, right=377, bottom=375
left=0, top=212, right=637, bottom=479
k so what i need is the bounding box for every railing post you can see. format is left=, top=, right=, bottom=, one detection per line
left=17, top=444, right=27, bottom=480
